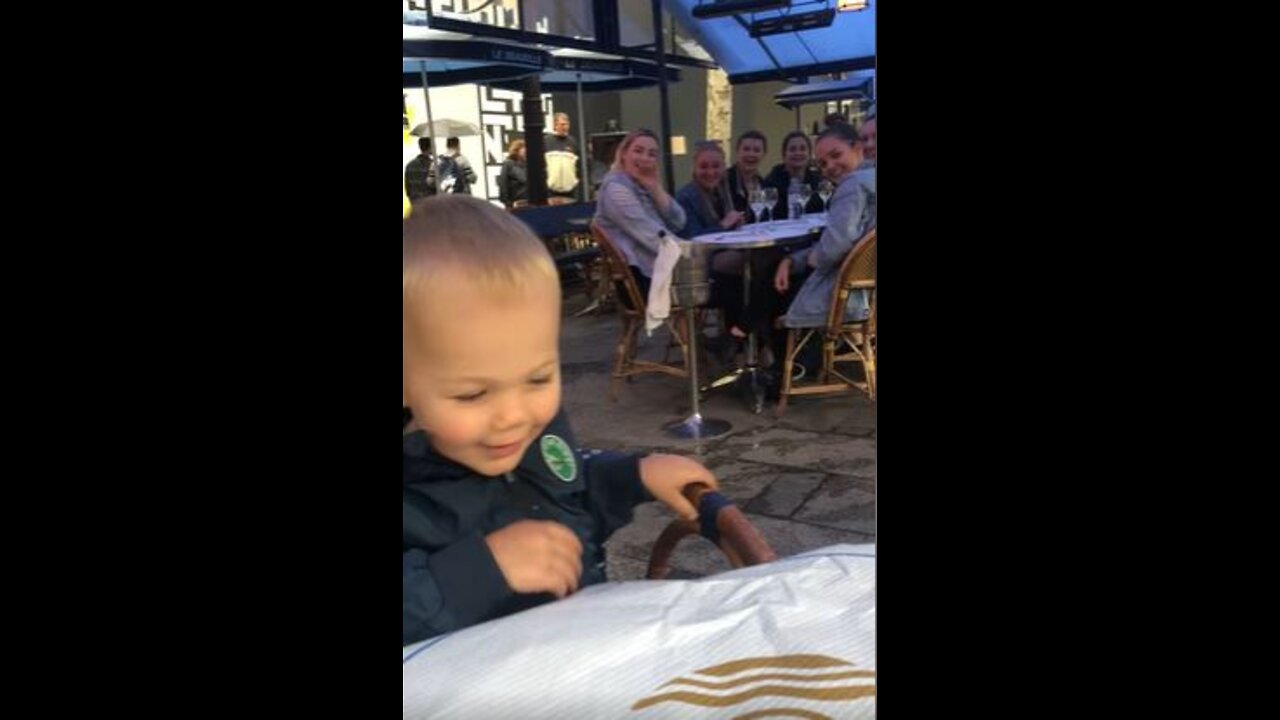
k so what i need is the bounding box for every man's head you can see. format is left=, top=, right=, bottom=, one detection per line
left=446, top=137, right=461, bottom=155
left=553, top=113, right=570, bottom=137
left=418, top=137, right=432, bottom=156
left=403, top=196, right=562, bottom=477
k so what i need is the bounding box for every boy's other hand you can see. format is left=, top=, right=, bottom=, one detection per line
left=640, top=453, right=720, bottom=522
left=485, top=521, right=583, bottom=597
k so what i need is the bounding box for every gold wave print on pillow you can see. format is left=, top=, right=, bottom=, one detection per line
left=631, top=654, right=876, bottom=718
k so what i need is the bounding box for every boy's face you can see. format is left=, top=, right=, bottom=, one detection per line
left=403, top=275, right=562, bottom=477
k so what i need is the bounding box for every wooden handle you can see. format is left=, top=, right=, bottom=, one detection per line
left=646, top=483, right=777, bottom=580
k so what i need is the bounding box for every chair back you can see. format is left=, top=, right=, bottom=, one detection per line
left=825, top=229, right=877, bottom=332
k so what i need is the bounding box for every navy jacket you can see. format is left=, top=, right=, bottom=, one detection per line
left=402, top=408, right=649, bottom=645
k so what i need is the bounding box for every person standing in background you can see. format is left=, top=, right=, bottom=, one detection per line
left=439, top=137, right=478, bottom=195
left=498, top=139, right=529, bottom=208
left=405, top=137, right=437, bottom=203
left=545, top=113, right=580, bottom=202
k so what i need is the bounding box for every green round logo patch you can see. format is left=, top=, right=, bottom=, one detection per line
left=540, top=435, right=577, bottom=482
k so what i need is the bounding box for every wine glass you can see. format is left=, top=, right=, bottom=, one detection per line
left=762, top=187, right=778, bottom=222
left=817, top=180, right=834, bottom=212
left=798, top=184, right=813, bottom=215
left=749, top=188, right=767, bottom=224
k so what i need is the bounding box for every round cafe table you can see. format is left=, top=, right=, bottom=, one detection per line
left=688, top=215, right=827, bottom=413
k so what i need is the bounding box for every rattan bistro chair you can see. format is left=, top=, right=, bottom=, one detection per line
left=777, top=229, right=876, bottom=413
left=590, top=222, right=694, bottom=402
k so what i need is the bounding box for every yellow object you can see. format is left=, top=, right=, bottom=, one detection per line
left=403, top=103, right=417, bottom=217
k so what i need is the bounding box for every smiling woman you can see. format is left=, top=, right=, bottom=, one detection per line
left=591, top=128, right=688, bottom=294
left=772, top=123, right=876, bottom=333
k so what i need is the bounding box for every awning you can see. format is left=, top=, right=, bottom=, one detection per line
left=492, top=49, right=681, bottom=93
left=401, top=27, right=552, bottom=88
left=661, top=0, right=876, bottom=84
left=774, top=72, right=875, bottom=109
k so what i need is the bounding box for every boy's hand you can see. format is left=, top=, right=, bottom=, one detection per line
left=640, top=453, right=720, bottom=522
left=485, top=521, right=583, bottom=598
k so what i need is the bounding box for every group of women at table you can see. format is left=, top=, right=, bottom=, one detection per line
left=592, top=112, right=877, bottom=380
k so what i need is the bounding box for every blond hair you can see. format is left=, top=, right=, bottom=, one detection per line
left=689, top=141, right=733, bottom=223
left=610, top=128, right=659, bottom=172
left=403, top=196, right=558, bottom=321
left=691, top=140, right=725, bottom=168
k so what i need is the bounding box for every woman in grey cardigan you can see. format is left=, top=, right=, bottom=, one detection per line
left=593, top=129, right=686, bottom=298
left=773, top=123, right=877, bottom=329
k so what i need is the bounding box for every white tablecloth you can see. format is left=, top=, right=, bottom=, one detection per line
left=403, top=543, right=876, bottom=719
left=692, top=214, right=829, bottom=248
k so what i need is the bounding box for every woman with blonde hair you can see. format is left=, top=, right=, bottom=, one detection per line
left=592, top=128, right=686, bottom=297
left=673, top=141, right=755, bottom=341
left=674, top=141, right=744, bottom=237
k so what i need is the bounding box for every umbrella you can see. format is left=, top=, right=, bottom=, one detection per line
left=410, top=119, right=480, bottom=138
